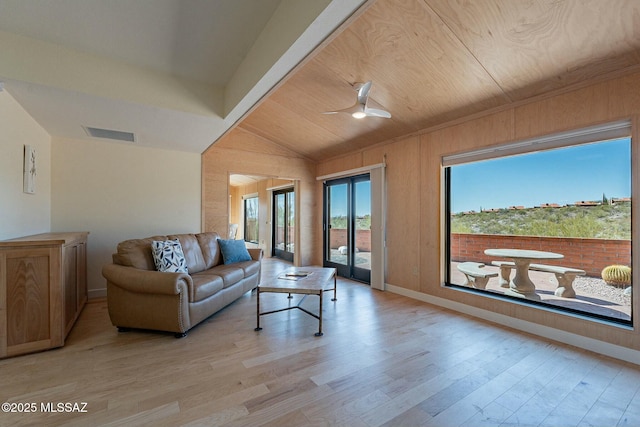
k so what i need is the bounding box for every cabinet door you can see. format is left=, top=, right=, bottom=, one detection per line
left=77, top=242, right=87, bottom=309
left=63, top=241, right=87, bottom=338
left=1, top=247, right=63, bottom=357
left=63, top=244, right=78, bottom=336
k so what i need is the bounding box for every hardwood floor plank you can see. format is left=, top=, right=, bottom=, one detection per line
left=306, top=368, right=398, bottom=423
left=380, top=405, right=433, bottom=427
left=459, top=400, right=514, bottom=426
left=259, top=408, right=312, bottom=427
left=540, top=359, right=624, bottom=427
left=418, top=367, right=496, bottom=417
left=242, top=338, right=331, bottom=369
left=618, top=389, right=640, bottom=427
left=420, top=340, right=560, bottom=427
left=0, top=258, right=638, bottom=427
left=154, top=384, right=269, bottom=427
left=500, top=351, right=604, bottom=426
left=304, top=388, right=392, bottom=426
left=595, top=366, right=640, bottom=427
left=578, top=400, right=626, bottom=427
left=102, top=402, right=180, bottom=427
left=179, top=405, right=249, bottom=427
left=430, top=369, right=517, bottom=425
left=407, top=334, right=538, bottom=425
left=309, top=348, right=394, bottom=387
left=222, top=384, right=334, bottom=427
left=359, top=349, right=495, bottom=427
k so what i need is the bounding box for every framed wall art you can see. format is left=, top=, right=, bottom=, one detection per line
left=23, top=144, right=36, bottom=194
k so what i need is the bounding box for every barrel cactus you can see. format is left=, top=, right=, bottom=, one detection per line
left=601, top=265, right=631, bottom=287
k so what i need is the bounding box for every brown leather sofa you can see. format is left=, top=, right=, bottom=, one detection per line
left=102, top=232, right=262, bottom=337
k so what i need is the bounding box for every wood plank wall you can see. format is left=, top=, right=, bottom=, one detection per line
left=315, top=72, right=640, bottom=352
left=230, top=178, right=293, bottom=245
left=202, top=127, right=317, bottom=266
left=203, top=72, right=640, bottom=352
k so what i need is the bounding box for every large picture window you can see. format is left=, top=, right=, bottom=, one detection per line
left=444, top=122, right=632, bottom=325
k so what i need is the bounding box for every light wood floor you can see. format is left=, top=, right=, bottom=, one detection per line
left=1, top=258, right=639, bottom=427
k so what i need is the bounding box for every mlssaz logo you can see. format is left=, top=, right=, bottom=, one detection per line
left=40, top=402, right=88, bottom=413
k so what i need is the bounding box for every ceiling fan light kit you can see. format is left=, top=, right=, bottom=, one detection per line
left=324, top=81, right=391, bottom=119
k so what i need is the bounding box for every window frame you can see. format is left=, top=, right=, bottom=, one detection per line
left=442, top=121, right=632, bottom=326
left=243, top=195, right=259, bottom=244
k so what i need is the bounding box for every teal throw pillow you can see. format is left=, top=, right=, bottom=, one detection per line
left=218, top=239, right=252, bottom=264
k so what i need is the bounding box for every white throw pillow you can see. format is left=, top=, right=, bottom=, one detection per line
left=151, top=239, right=188, bottom=273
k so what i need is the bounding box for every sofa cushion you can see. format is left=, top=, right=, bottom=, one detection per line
left=208, top=265, right=245, bottom=288
left=196, top=232, right=222, bottom=269
left=113, top=236, right=168, bottom=270
left=218, top=239, right=252, bottom=264
left=168, top=234, right=206, bottom=274
left=151, top=239, right=188, bottom=273
left=236, top=260, right=260, bottom=278
left=190, top=273, right=224, bottom=302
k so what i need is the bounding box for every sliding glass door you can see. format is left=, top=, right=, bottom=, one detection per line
left=324, top=174, right=371, bottom=283
left=273, top=188, right=295, bottom=262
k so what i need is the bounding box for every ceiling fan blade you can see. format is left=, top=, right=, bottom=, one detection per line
left=356, top=81, right=372, bottom=105
left=323, top=81, right=389, bottom=118
left=364, top=108, right=391, bottom=118
left=322, top=103, right=363, bottom=115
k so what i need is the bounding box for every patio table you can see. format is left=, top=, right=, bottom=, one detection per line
left=484, top=249, right=563, bottom=299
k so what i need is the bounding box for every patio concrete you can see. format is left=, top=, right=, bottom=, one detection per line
left=451, top=262, right=631, bottom=321
left=324, top=253, right=631, bottom=321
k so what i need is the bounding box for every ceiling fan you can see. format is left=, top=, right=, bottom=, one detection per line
left=323, top=81, right=391, bottom=119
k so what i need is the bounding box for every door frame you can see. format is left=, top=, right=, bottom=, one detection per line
left=323, top=174, right=371, bottom=283
left=272, top=187, right=295, bottom=262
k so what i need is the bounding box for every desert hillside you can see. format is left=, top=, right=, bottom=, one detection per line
left=451, top=202, right=630, bottom=239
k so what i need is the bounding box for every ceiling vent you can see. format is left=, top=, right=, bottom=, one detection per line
left=84, top=126, right=135, bottom=142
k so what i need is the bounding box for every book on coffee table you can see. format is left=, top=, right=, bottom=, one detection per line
left=278, top=271, right=312, bottom=280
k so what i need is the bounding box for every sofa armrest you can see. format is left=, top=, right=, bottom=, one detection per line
left=102, top=263, right=193, bottom=298
left=248, top=248, right=263, bottom=261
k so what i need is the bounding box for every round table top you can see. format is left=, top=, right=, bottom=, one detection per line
left=484, top=248, right=564, bottom=259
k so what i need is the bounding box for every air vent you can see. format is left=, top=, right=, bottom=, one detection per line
left=84, top=126, right=135, bottom=142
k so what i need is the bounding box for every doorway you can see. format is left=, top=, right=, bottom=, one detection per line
left=272, top=187, right=295, bottom=262
left=323, top=174, right=371, bottom=283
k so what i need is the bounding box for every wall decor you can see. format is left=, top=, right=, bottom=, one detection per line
left=23, top=144, right=36, bottom=194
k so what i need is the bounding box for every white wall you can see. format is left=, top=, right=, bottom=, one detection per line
left=51, top=137, right=201, bottom=298
left=0, top=90, right=51, bottom=240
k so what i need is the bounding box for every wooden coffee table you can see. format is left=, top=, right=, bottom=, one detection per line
left=255, top=267, right=337, bottom=336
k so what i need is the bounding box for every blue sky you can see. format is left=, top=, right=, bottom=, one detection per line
left=329, top=180, right=371, bottom=217
left=450, top=138, right=631, bottom=213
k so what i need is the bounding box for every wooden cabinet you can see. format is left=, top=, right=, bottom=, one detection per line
left=0, top=232, right=88, bottom=358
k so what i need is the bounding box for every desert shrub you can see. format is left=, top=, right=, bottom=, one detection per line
left=450, top=203, right=629, bottom=239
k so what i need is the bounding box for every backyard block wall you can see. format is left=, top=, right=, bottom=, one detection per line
left=451, top=233, right=631, bottom=277
left=274, top=226, right=296, bottom=246
left=329, top=229, right=372, bottom=252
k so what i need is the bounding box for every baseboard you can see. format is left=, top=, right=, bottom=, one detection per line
left=88, top=288, right=107, bottom=300
left=386, top=284, right=640, bottom=366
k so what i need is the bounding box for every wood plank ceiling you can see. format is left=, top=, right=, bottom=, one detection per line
left=230, top=0, right=640, bottom=162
